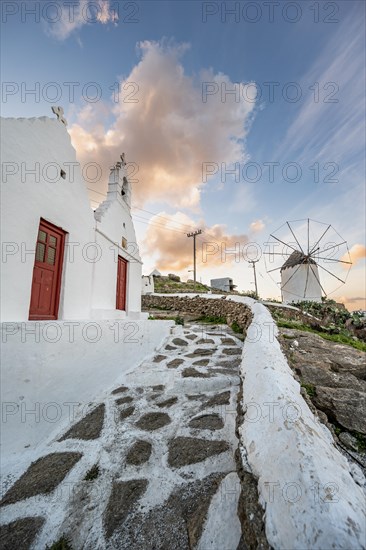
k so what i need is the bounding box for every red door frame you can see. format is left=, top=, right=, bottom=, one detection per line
left=29, top=218, right=66, bottom=320
left=116, top=256, right=128, bottom=311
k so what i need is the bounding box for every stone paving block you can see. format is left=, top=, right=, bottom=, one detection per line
left=221, top=338, right=237, bottom=345
left=0, top=453, right=83, bottom=506
left=111, top=473, right=224, bottom=549
left=172, top=338, right=188, bottom=346
left=202, top=391, right=231, bottom=408
left=126, top=441, right=152, bottom=466
left=111, top=386, right=129, bottom=395
left=193, top=359, right=210, bottom=366
left=168, top=437, right=229, bottom=467
left=120, top=406, right=135, bottom=420
left=136, top=412, right=171, bottom=431
left=167, top=358, right=184, bottom=368
left=189, top=414, right=224, bottom=430
left=156, top=397, right=178, bottom=408
left=0, top=517, right=45, bottom=550
left=196, top=338, right=215, bottom=344
left=186, top=348, right=215, bottom=357
left=116, top=396, right=134, bottom=406
left=59, top=404, right=105, bottom=441
left=104, top=479, right=148, bottom=538
left=182, top=367, right=212, bottom=378
left=153, top=355, right=166, bottom=363
left=222, top=347, right=242, bottom=355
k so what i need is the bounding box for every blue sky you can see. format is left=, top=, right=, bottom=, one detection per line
left=2, top=0, right=365, bottom=308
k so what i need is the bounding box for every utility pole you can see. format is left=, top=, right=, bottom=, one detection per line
left=187, top=229, right=202, bottom=291
left=248, top=260, right=259, bottom=297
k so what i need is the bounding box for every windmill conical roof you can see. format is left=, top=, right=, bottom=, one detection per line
left=281, top=250, right=316, bottom=270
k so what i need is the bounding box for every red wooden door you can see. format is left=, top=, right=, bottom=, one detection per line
left=29, top=219, right=66, bottom=320
left=116, top=256, right=128, bottom=310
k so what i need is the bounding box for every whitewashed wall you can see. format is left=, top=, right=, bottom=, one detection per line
left=1, top=116, right=143, bottom=321
left=93, top=168, right=142, bottom=317
left=281, top=264, right=322, bottom=303
left=0, top=117, right=95, bottom=321
left=142, top=275, right=154, bottom=295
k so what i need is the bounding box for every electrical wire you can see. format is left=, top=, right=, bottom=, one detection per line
left=132, top=205, right=197, bottom=231
left=132, top=215, right=189, bottom=235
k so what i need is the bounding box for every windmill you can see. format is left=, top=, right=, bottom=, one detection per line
left=264, top=218, right=352, bottom=303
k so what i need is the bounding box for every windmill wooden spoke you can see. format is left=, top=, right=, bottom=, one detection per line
left=281, top=263, right=302, bottom=290
left=307, top=218, right=310, bottom=255
left=309, top=264, right=327, bottom=297
left=316, top=263, right=346, bottom=284
left=269, top=234, right=299, bottom=253
left=287, top=222, right=304, bottom=254
left=263, top=252, right=292, bottom=256
left=308, top=224, right=331, bottom=255
left=267, top=266, right=283, bottom=273
left=319, top=241, right=347, bottom=255
left=314, top=257, right=352, bottom=264
left=303, top=263, right=310, bottom=298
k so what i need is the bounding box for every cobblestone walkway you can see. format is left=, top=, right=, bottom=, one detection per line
left=0, top=323, right=252, bottom=550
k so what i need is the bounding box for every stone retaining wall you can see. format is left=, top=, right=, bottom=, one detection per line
left=142, top=295, right=252, bottom=332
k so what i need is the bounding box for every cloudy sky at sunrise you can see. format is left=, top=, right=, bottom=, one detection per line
left=2, top=0, right=365, bottom=309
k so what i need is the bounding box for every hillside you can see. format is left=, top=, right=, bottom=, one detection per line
left=152, top=274, right=213, bottom=294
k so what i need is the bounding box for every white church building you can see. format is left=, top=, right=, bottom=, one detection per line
left=1, top=109, right=143, bottom=322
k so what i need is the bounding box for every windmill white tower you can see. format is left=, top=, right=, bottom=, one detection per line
left=280, top=251, right=322, bottom=303
left=264, top=219, right=352, bottom=304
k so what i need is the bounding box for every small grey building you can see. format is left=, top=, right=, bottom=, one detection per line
left=210, top=277, right=236, bottom=292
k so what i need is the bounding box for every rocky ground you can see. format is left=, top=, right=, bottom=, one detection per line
left=279, top=327, right=366, bottom=468
left=0, top=323, right=267, bottom=550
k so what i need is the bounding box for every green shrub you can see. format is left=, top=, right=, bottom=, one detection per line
left=301, top=383, right=316, bottom=397
left=231, top=321, right=242, bottom=334
left=276, top=319, right=366, bottom=351
left=197, top=315, right=226, bottom=324
left=353, top=432, right=366, bottom=452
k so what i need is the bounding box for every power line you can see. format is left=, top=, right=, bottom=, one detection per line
left=87, top=188, right=202, bottom=236
left=132, top=205, right=196, bottom=231
left=132, top=212, right=189, bottom=233
left=86, top=189, right=200, bottom=233
left=132, top=215, right=188, bottom=235
left=133, top=217, right=187, bottom=235
left=87, top=187, right=107, bottom=197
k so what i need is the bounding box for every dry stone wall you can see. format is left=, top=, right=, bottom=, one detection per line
left=142, top=295, right=252, bottom=332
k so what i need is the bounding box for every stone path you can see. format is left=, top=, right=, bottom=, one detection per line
left=0, top=323, right=264, bottom=549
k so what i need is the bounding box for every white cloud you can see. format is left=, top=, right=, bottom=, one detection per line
left=69, top=40, right=256, bottom=208
left=45, top=0, right=118, bottom=41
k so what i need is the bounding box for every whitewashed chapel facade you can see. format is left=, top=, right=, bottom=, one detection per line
left=0, top=110, right=143, bottom=322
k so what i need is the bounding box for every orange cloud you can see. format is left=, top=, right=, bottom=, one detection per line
left=69, top=40, right=256, bottom=208
left=250, top=219, right=265, bottom=233
left=341, top=243, right=366, bottom=267
left=335, top=295, right=366, bottom=312
left=141, top=212, right=249, bottom=272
